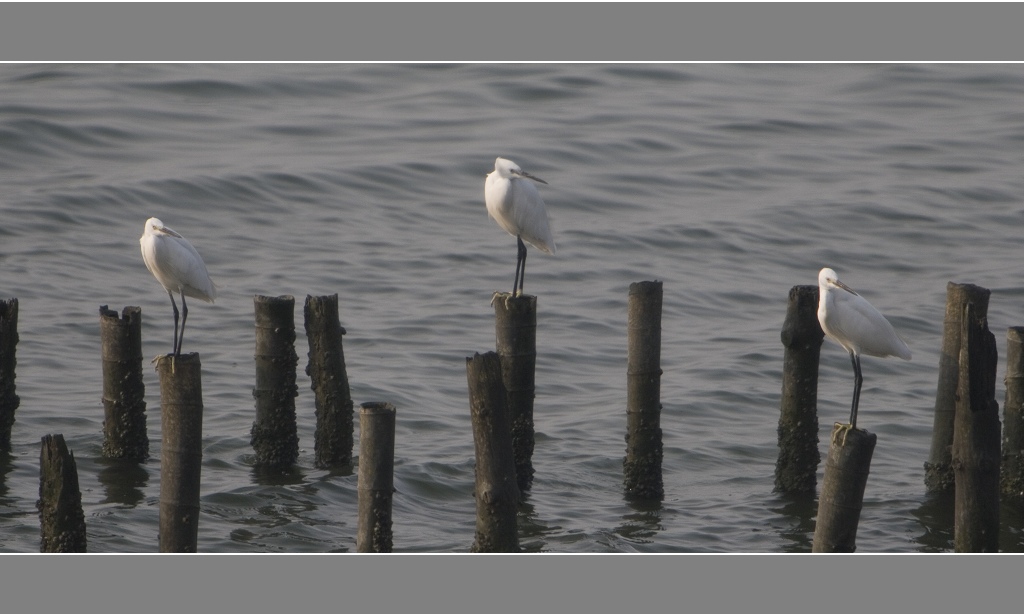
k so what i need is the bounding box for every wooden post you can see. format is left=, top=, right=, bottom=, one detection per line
left=493, top=292, right=537, bottom=493
left=775, top=285, right=824, bottom=493
left=356, top=402, right=396, bottom=553
left=812, top=425, right=877, bottom=552
left=1004, top=327, right=1024, bottom=500
left=466, top=352, right=520, bottom=552
left=0, top=298, right=20, bottom=452
left=926, top=282, right=990, bottom=493
left=38, top=434, right=87, bottom=552
left=303, top=294, right=354, bottom=469
left=251, top=295, right=299, bottom=467
left=624, top=281, right=664, bottom=501
left=99, top=305, right=149, bottom=461
left=953, top=302, right=1001, bottom=552
left=157, top=353, right=204, bottom=552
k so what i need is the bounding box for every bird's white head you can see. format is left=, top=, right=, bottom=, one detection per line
left=494, top=157, right=547, bottom=185
left=143, top=217, right=181, bottom=239
left=818, top=267, right=857, bottom=296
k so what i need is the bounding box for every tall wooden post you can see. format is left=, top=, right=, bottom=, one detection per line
left=953, top=302, right=1001, bottom=552
left=775, top=285, right=824, bottom=493
left=99, top=305, right=149, bottom=461
left=467, top=352, right=520, bottom=552
left=624, top=281, right=664, bottom=501
left=157, top=353, right=204, bottom=552
left=0, top=298, right=20, bottom=451
left=493, top=292, right=537, bottom=492
left=251, top=295, right=299, bottom=467
left=927, top=282, right=990, bottom=492
left=304, top=294, right=354, bottom=469
left=356, top=402, right=396, bottom=553
left=1003, top=327, right=1024, bottom=500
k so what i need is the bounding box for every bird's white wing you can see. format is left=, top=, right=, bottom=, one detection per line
left=832, top=291, right=911, bottom=359
left=508, top=179, right=555, bottom=255
left=152, top=235, right=217, bottom=302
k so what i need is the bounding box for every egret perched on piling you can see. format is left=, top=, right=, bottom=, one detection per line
left=140, top=217, right=216, bottom=360
left=817, top=267, right=911, bottom=442
left=485, top=157, right=556, bottom=297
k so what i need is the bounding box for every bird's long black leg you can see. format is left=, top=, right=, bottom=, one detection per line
left=178, top=290, right=189, bottom=359
left=850, top=351, right=863, bottom=429
left=512, top=240, right=523, bottom=296
left=168, top=291, right=180, bottom=357
left=515, top=235, right=528, bottom=296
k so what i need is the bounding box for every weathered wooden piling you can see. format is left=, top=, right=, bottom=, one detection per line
left=1003, top=327, right=1024, bottom=500
left=926, top=282, right=990, bottom=493
left=37, top=434, right=87, bottom=552
left=775, top=285, right=824, bottom=493
left=624, top=280, right=664, bottom=501
left=953, top=302, right=1000, bottom=552
left=493, top=291, right=537, bottom=493
left=99, top=305, right=149, bottom=461
left=157, top=353, right=204, bottom=552
left=1, top=298, right=20, bottom=451
left=811, top=424, right=877, bottom=552
left=251, top=295, right=299, bottom=468
left=466, top=351, right=520, bottom=552
left=303, top=294, right=354, bottom=469
left=356, top=401, right=396, bottom=553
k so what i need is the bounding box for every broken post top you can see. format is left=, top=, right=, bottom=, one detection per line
left=944, top=282, right=991, bottom=319
left=305, top=293, right=338, bottom=304
left=1008, top=326, right=1024, bottom=344
left=99, top=305, right=142, bottom=322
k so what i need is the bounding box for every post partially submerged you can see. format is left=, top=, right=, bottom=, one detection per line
left=926, top=282, right=990, bottom=493
left=99, top=305, right=149, bottom=461
left=953, top=302, right=1001, bottom=552
left=1, top=298, right=20, bottom=452
left=812, top=425, right=877, bottom=552
left=38, top=434, right=87, bottom=552
left=251, top=295, right=299, bottom=468
left=356, top=402, right=396, bottom=553
left=466, top=351, right=520, bottom=552
left=1004, top=327, right=1024, bottom=500
left=493, top=292, right=537, bottom=493
left=624, top=281, right=664, bottom=501
left=157, top=353, right=204, bottom=552
left=775, top=285, right=824, bottom=493
left=304, top=294, right=354, bottom=469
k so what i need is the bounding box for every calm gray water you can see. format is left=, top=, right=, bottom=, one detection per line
left=2, top=63, right=1024, bottom=553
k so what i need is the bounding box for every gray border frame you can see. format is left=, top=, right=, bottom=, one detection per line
left=2, top=2, right=1021, bottom=614
left=1, top=3, right=1024, bottom=62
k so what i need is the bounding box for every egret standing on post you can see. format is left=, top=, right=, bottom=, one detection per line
left=140, top=217, right=217, bottom=360
left=817, top=267, right=911, bottom=440
left=485, top=157, right=556, bottom=297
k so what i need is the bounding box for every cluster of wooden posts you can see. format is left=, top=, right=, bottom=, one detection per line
left=0, top=281, right=665, bottom=553
left=777, top=282, right=1024, bottom=552
left=5, top=279, right=1019, bottom=553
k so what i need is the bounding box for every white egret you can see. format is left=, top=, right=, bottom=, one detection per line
left=140, top=217, right=216, bottom=359
left=817, top=267, right=911, bottom=439
left=485, top=157, right=555, bottom=296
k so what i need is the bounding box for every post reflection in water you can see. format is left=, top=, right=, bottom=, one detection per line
left=97, top=458, right=150, bottom=507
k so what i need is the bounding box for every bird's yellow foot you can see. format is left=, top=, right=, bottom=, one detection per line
left=489, top=291, right=516, bottom=308
left=151, top=354, right=176, bottom=374
left=831, top=422, right=856, bottom=448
